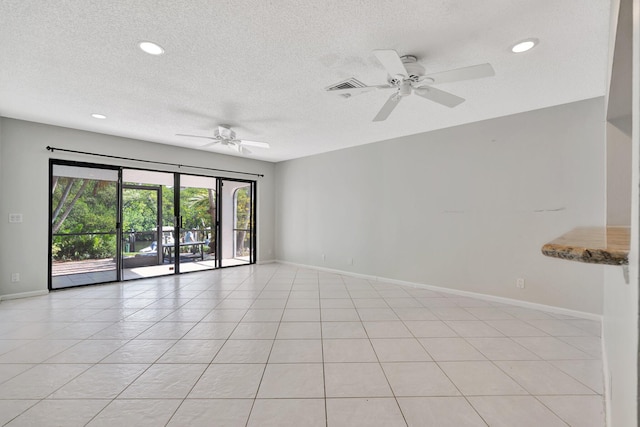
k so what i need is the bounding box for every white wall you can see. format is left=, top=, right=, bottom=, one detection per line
left=275, top=98, right=605, bottom=314
left=0, top=118, right=276, bottom=297
left=601, top=0, right=639, bottom=424
left=603, top=98, right=636, bottom=427
left=603, top=266, right=637, bottom=426
left=0, top=118, right=3, bottom=222
left=606, top=123, right=633, bottom=225
left=601, top=9, right=639, bottom=415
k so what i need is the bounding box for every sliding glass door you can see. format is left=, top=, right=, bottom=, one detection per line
left=50, top=163, right=119, bottom=289
left=220, top=179, right=255, bottom=267
left=50, top=161, right=257, bottom=288
left=121, top=169, right=174, bottom=280
left=177, top=174, right=217, bottom=273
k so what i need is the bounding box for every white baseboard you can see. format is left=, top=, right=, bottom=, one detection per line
left=0, top=290, right=49, bottom=301
left=275, top=260, right=379, bottom=281
left=601, top=333, right=612, bottom=427
left=257, top=259, right=276, bottom=265
left=275, top=260, right=602, bottom=321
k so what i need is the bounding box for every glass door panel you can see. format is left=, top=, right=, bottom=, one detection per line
left=177, top=174, right=217, bottom=273
left=220, top=180, right=254, bottom=267
left=121, top=169, right=175, bottom=280
left=50, top=164, right=119, bottom=289
left=122, top=186, right=161, bottom=269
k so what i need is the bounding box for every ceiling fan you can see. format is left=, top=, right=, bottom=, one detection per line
left=176, top=125, right=270, bottom=155
left=327, top=49, right=495, bottom=121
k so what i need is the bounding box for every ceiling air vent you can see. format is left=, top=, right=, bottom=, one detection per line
left=325, top=78, right=366, bottom=98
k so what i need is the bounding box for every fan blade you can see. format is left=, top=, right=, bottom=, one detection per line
left=239, top=140, right=270, bottom=148
left=202, top=139, right=226, bottom=147
left=230, top=142, right=250, bottom=155
left=414, top=86, right=465, bottom=108
left=176, top=133, right=217, bottom=140
left=373, top=93, right=401, bottom=122
left=420, top=63, right=495, bottom=85
left=373, top=49, right=408, bottom=78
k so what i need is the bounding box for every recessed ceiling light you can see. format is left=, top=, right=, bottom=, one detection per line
left=511, top=38, right=538, bottom=53
left=138, top=41, right=164, bottom=55
left=91, top=113, right=107, bottom=119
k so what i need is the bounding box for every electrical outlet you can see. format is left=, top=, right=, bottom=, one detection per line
left=11, top=273, right=20, bottom=283
left=8, top=213, right=23, bottom=223
left=516, top=278, right=525, bottom=289
left=322, top=254, right=326, bottom=262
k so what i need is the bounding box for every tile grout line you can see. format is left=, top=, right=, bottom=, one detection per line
left=319, top=273, right=329, bottom=427
left=88, top=273, right=244, bottom=426
left=355, top=277, right=409, bottom=427
left=243, top=268, right=293, bottom=427
left=160, top=271, right=257, bottom=426
left=395, top=292, right=493, bottom=426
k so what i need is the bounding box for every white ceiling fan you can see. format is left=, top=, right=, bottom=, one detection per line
left=327, top=49, right=495, bottom=121
left=176, top=125, right=270, bottom=155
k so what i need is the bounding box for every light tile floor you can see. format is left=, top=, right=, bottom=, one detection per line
left=0, top=264, right=605, bottom=426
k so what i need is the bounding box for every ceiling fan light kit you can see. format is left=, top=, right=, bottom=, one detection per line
left=326, top=49, right=495, bottom=121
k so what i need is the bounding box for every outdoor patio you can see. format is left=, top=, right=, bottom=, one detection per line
left=52, top=256, right=250, bottom=288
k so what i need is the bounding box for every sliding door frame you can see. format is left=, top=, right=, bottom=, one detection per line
left=48, top=159, right=123, bottom=290
left=217, top=178, right=257, bottom=268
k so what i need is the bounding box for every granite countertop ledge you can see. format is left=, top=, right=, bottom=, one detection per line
left=541, top=226, right=630, bottom=266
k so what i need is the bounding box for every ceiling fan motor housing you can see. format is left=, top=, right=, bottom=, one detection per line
left=399, top=82, right=413, bottom=96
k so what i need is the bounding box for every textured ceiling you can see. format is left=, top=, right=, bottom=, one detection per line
left=0, top=0, right=610, bottom=162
